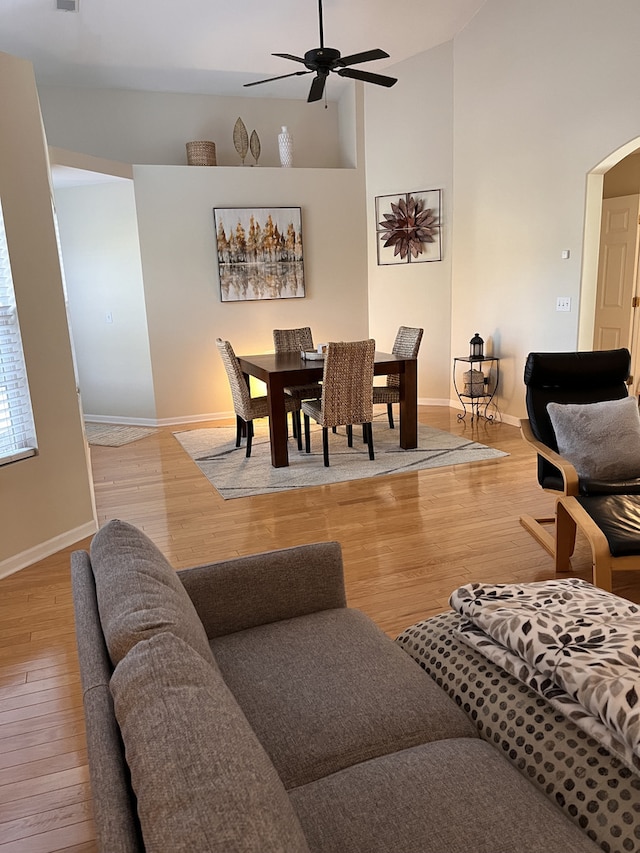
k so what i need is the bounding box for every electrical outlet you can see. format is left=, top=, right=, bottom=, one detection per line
left=105, top=312, right=113, bottom=324
left=556, top=297, right=571, bottom=312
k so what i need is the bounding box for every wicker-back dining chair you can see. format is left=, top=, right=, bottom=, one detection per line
left=273, top=327, right=323, bottom=438
left=216, top=338, right=302, bottom=458
left=373, top=326, right=423, bottom=428
left=301, top=339, right=376, bottom=467
left=273, top=327, right=314, bottom=353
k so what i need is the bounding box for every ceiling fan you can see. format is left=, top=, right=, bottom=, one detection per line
left=244, top=0, right=397, bottom=103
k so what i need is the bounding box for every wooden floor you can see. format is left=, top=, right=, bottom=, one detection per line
left=2, top=406, right=640, bottom=852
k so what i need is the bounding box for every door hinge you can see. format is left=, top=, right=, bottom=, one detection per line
left=633, top=296, right=640, bottom=308
left=628, top=375, right=634, bottom=385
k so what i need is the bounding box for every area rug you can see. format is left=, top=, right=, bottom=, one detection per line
left=172, top=421, right=508, bottom=499
left=85, top=423, right=158, bottom=447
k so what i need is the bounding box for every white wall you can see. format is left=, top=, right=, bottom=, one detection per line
left=0, top=52, right=96, bottom=576
left=452, top=0, right=640, bottom=418
left=132, top=159, right=368, bottom=421
left=55, top=181, right=156, bottom=421
left=364, top=43, right=454, bottom=403
left=38, top=87, right=342, bottom=168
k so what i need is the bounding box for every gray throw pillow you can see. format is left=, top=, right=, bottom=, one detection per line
left=546, top=396, right=640, bottom=481
left=90, top=518, right=216, bottom=667
left=111, top=632, right=311, bottom=853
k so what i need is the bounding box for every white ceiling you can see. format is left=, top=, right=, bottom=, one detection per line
left=1, top=0, right=486, bottom=101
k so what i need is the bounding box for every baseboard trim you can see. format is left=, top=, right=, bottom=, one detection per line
left=84, top=414, right=160, bottom=427
left=0, top=520, right=98, bottom=580
left=84, top=412, right=234, bottom=428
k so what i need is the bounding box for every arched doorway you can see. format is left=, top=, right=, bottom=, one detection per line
left=580, top=137, right=640, bottom=393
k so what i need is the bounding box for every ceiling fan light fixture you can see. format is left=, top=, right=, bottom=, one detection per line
left=244, top=0, right=397, bottom=100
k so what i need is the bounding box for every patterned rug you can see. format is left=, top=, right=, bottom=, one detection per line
left=85, top=423, right=158, bottom=447
left=172, top=421, right=508, bottom=499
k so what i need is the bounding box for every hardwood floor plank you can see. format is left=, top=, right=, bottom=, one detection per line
left=0, top=675, right=80, bottom=705
left=0, top=782, right=92, bottom=825
left=0, top=820, right=95, bottom=853
left=0, top=734, right=86, bottom=771
left=0, top=800, right=92, bottom=845
left=0, top=748, right=88, bottom=787
left=0, top=721, right=86, bottom=758
left=0, top=765, right=90, bottom=806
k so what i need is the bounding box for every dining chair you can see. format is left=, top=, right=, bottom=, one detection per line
left=302, top=339, right=376, bottom=467
left=273, top=326, right=323, bottom=437
left=216, top=338, right=302, bottom=458
left=373, top=326, right=423, bottom=428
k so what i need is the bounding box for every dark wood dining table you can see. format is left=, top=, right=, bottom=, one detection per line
left=237, top=350, right=418, bottom=468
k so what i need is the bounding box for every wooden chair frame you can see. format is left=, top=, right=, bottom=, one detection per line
left=519, top=418, right=580, bottom=557
left=555, top=495, right=640, bottom=591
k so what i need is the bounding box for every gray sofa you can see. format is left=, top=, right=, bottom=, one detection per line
left=71, top=519, right=602, bottom=853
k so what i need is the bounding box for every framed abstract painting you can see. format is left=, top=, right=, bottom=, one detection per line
left=214, top=206, right=305, bottom=301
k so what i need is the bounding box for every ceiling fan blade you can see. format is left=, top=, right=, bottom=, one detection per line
left=272, top=53, right=307, bottom=64
left=337, top=68, right=397, bottom=88
left=308, top=73, right=327, bottom=102
left=338, top=48, right=389, bottom=67
left=244, top=70, right=312, bottom=88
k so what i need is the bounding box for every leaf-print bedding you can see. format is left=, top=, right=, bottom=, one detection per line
left=449, top=578, right=640, bottom=764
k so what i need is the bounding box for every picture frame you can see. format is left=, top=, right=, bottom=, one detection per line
left=214, top=206, right=305, bottom=302
left=375, top=189, right=441, bottom=265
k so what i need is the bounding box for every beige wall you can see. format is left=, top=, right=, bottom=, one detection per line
left=133, top=157, right=368, bottom=421
left=0, top=52, right=96, bottom=576
left=38, top=86, right=342, bottom=169
left=43, top=86, right=366, bottom=424
left=451, top=0, right=640, bottom=420
left=55, top=181, right=157, bottom=421
left=365, top=43, right=454, bottom=404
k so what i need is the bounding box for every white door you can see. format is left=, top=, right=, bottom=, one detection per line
left=593, top=194, right=640, bottom=355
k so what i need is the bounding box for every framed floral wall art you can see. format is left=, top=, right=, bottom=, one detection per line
left=375, top=189, right=441, bottom=265
left=214, top=206, right=305, bottom=301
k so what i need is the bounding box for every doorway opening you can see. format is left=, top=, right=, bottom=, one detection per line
left=580, top=137, right=640, bottom=393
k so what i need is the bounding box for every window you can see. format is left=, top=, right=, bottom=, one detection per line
left=0, top=198, right=37, bottom=465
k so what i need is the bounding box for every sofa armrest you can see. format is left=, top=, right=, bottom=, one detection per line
left=178, top=541, right=346, bottom=638
left=520, top=418, right=580, bottom=495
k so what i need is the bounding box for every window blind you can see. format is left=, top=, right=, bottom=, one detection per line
left=0, top=199, right=37, bottom=465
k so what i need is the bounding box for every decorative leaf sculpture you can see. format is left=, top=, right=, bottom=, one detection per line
left=249, top=130, right=261, bottom=165
left=233, top=117, right=249, bottom=164
left=378, top=195, right=439, bottom=259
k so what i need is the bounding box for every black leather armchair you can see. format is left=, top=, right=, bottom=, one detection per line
left=520, top=348, right=640, bottom=555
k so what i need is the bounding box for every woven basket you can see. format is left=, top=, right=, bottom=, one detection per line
left=186, top=141, right=217, bottom=166
left=463, top=369, right=485, bottom=396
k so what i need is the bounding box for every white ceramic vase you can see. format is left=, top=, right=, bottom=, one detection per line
left=278, top=126, right=293, bottom=168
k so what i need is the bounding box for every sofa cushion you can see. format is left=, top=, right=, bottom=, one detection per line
left=288, top=738, right=601, bottom=853
left=90, top=518, right=215, bottom=667
left=111, top=631, right=311, bottom=853
left=547, top=396, right=640, bottom=481
left=211, top=607, right=478, bottom=789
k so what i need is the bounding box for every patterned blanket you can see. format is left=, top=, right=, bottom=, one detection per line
left=449, top=578, right=640, bottom=767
